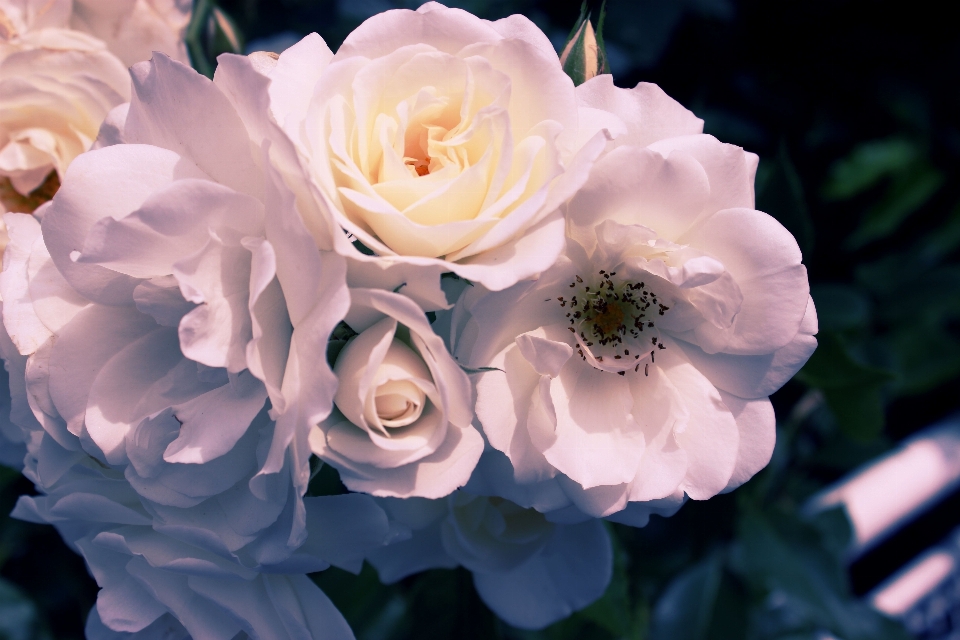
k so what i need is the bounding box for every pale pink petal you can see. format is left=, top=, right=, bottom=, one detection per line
left=720, top=392, right=776, bottom=492
left=544, top=362, right=645, bottom=488
left=125, top=54, right=263, bottom=199
left=576, top=76, right=703, bottom=148
left=684, top=208, right=809, bottom=354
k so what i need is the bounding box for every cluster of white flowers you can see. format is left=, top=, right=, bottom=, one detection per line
left=0, top=2, right=817, bottom=637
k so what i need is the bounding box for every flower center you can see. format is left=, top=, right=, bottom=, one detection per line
left=404, top=157, right=431, bottom=176
left=0, top=171, right=59, bottom=214
left=374, top=380, right=424, bottom=426
left=556, top=270, right=668, bottom=375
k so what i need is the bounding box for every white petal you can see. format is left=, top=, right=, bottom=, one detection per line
left=126, top=55, right=263, bottom=199
left=41, top=144, right=207, bottom=305
left=76, top=178, right=264, bottom=279
left=175, top=235, right=254, bottom=373
left=567, top=145, right=710, bottom=251
left=320, top=420, right=484, bottom=499
left=685, top=208, right=809, bottom=355
left=544, top=361, right=645, bottom=488
left=47, top=305, right=158, bottom=442
left=1, top=213, right=52, bottom=354
left=664, top=352, right=740, bottom=500
left=648, top=134, right=756, bottom=212
left=368, top=521, right=459, bottom=583
left=516, top=330, right=573, bottom=378
left=162, top=371, right=267, bottom=464
left=576, top=76, right=703, bottom=148
left=123, top=557, right=242, bottom=640
left=336, top=5, right=501, bottom=60
left=673, top=297, right=817, bottom=399
left=266, top=33, right=334, bottom=129
left=720, top=392, right=776, bottom=492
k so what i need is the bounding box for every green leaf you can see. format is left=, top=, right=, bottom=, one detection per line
left=809, top=284, right=871, bottom=332
left=888, top=323, right=960, bottom=395
left=845, top=163, right=944, bottom=249
left=404, top=568, right=500, bottom=640
left=648, top=552, right=723, bottom=640
left=733, top=510, right=910, bottom=640
left=796, top=333, right=892, bottom=389
left=0, top=578, right=41, bottom=640
left=185, top=1, right=244, bottom=78
left=795, top=333, right=894, bottom=440
left=806, top=506, right=854, bottom=564
left=821, top=138, right=920, bottom=201
left=857, top=262, right=960, bottom=325
left=919, top=199, right=960, bottom=261
left=311, top=564, right=408, bottom=640
left=577, top=529, right=642, bottom=639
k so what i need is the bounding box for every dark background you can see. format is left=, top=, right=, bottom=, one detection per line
left=3, top=1, right=959, bottom=638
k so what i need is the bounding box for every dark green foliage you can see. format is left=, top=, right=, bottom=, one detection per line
left=796, top=332, right=894, bottom=440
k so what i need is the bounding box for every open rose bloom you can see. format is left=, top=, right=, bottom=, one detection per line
left=456, top=125, right=817, bottom=523
left=0, top=2, right=817, bottom=636
left=259, top=2, right=612, bottom=292
left=0, top=0, right=190, bottom=254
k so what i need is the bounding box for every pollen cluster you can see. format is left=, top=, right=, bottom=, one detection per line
left=555, top=270, right=668, bottom=376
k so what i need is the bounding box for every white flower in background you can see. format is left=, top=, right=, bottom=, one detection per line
left=0, top=0, right=189, bottom=202
left=260, top=2, right=612, bottom=292
left=69, top=0, right=191, bottom=68
left=0, top=52, right=368, bottom=637
left=367, top=492, right=612, bottom=630
left=456, top=127, right=817, bottom=523
left=310, top=287, right=483, bottom=498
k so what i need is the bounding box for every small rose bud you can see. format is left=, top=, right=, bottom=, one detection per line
left=310, top=288, right=483, bottom=499
left=559, top=1, right=610, bottom=86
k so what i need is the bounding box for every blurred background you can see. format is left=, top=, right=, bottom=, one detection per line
left=3, top=1, right=960, bottom=638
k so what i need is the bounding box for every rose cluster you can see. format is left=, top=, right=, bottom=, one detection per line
left=0, top=3, right=817, bottom=637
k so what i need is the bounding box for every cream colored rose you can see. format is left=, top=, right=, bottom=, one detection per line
left=0, top=27, right=129, bottom=195
left=70, top=0, right=191, bottom=68
left=310, top=287, right=483, bottom=498
left=0, top=0, right=189, bottom=197
left=262, top=3, right=611, bottom=291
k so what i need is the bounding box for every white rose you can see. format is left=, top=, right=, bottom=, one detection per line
left=368, top=492, right=612, bottom=630
left=457, top=130, right=817, bottom=522
left=310, top=287, right=483, bottom=499
left=70, top=0, right=191, bottom=68
left=0, top=23, right=129, bottom=196
left=3, top=292, right=388, bottom=639
left=0, top=0, right=190, bottom=199
left=0, top=53, right=368, bottom=636
left=3, top=407, right=387, bottom=639
left=261, top=2, right=612, bottom=292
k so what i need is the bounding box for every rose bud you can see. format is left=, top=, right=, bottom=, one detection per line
left=310, top=288, right=483, bottom=499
